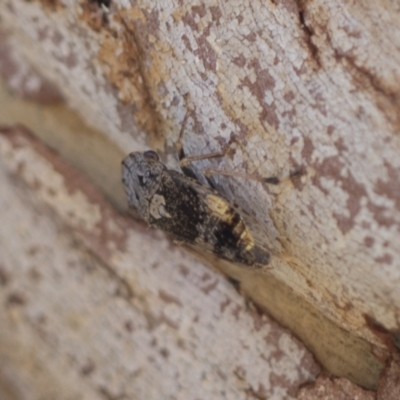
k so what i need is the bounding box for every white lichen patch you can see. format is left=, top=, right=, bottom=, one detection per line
left=0, top=135, right=101, bottom=231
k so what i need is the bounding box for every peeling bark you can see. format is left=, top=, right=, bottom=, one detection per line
left=0, top=126, right=320, bottom=399
left=0, top=0, right=400, bottom=397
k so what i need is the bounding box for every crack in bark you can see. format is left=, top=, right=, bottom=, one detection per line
left=294, top=0, right=321, bottom=68
left=117, top=14, right=163, bottom=144
left=98, top=386, right=128, bottom=400
left=84, top=246, right=135, bottom=302
left=325, top=31, right=400, bottom=130
left=326, top=32, right=399, bottom=103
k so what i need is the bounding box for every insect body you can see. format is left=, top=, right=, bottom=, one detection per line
left=122, top=150, right=271, bottom=268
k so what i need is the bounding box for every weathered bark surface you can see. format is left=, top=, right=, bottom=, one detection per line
left=0, top=126, right=321, bottom=399
left=0, top=0, right=400, bottom=397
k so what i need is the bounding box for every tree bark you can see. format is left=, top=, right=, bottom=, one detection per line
left=0, top=0, right=399, bottom=397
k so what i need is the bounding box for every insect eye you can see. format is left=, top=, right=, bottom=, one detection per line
left=143, top=150, right=160, bottom=162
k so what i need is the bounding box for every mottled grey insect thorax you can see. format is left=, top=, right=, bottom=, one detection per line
left=122, top=152, right=165, bottom=220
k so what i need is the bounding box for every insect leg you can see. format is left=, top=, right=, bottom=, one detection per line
left=202, top=168, right=278, bottom=185
left=180, top=143, right=232, bottom=188
left=202, top=168, right=304, bottom=186
left=176, top=110, right=190, bottom=162
left=179, top=146, right=229, bottom=170
left=176, top=110, right=231, bottom=181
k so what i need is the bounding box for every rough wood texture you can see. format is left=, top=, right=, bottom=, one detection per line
left=1, top=0, right=400, bottom=396
left=0, top=126, right=321, bottom=399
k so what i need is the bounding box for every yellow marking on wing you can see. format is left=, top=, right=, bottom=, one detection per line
left=206, top=194, right=255, bottom=251
left=206, top=194, right=234, bottom=223
left=235, top=220, right=254, bottom=251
